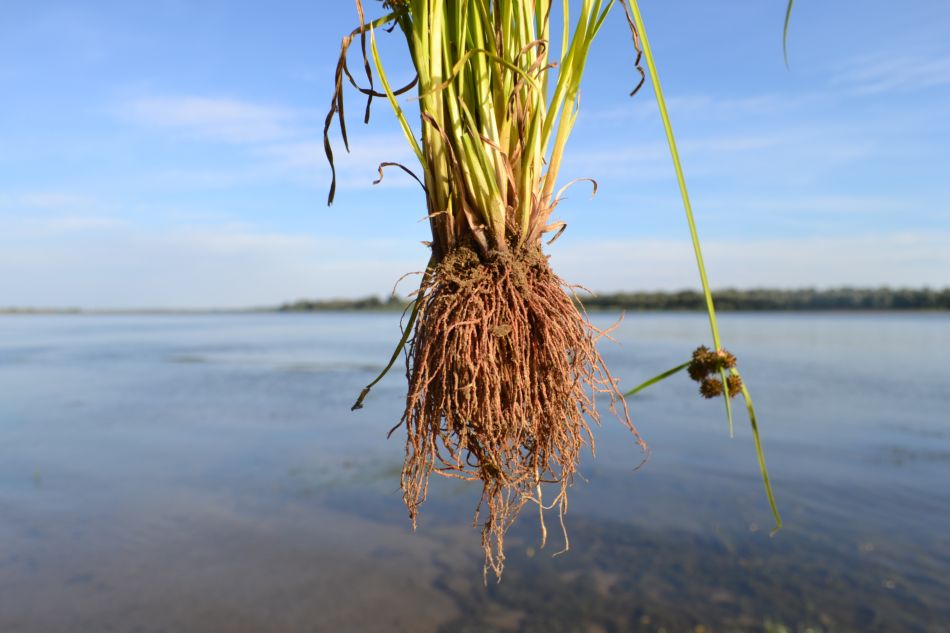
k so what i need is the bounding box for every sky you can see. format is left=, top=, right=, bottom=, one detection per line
left=1, top=1, right=948, bottom=308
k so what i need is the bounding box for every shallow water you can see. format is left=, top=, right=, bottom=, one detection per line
left=0, top=312, right=948, bottom=632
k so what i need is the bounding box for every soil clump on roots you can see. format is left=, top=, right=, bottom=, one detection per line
left=393, top=246, right=644, bottom=578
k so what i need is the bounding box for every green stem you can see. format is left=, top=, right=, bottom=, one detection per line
left=628, top=0, right=733, bottom=434
left=628, top=0, right=720, bottom=351
left=783, top=0, right=795, bottom=68
left=734, top=369, right=783, bottom=532
left=351, top=256, right=435, bottom=411
left=623, top=361, right=689, bottom=397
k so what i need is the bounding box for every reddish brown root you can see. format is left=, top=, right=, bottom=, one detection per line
left=391, top=246, right=644, bottom=579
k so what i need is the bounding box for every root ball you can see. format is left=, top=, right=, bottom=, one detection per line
left=393, top=247, right=643, bottom=578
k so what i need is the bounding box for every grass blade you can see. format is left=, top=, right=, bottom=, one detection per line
left=784, top=0, right=795, bottom=68
left=351, top=256, right=435, bottom=411
left=627, top=1, right=726, bottom=413
left=628, top=0, right=778, bottom=529
left=721, top=366, right=734, bottom=437
left=623, top=360, right=689, bottom=398
left=734, top=369, right=783, bottom=533
left=369, top=24, right=427, bottom=167
left=351, top=296, right=420, bottom=411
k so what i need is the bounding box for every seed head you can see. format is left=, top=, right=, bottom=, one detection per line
left=726, top=374, right=744, bottom=398
left=688, top=345, right=717, bottom=380
left=688, top=346, right=740, bottom=387
left=718, top=350, right=737, bottom=370
left=699, top=378, right=724, bottom=399
left=687, top=360, right=709, bottom=381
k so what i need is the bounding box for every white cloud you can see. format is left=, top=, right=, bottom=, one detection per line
left=41, top=215, right=123, bottom=231
left=0, top=214, right=946, bottom=309
left=0, top=221, right=423, bottom=309
left=584, top=92, right=820, bottom=123
left=0, top=192, right=99, bottom=211
left=265, top=134, right=414, bottom=173
left=116, top=93, right=419, bottom=192
left=0, top=192, right=121, bottom=233
left=549, top=233, right=950, bottom=292
left=564, top=124, right=875, bottom=188
left=261, top=134, right=419, bottom=190
left=700, top=194, right=914, bottom=216
left=831, top=52, right=950, bottom=95
left=122, top=96, right=300, bottom=143
left=564, top=133, right=795, bottom=182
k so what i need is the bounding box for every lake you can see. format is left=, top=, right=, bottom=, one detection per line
left=0, top=312, right=948, bottom=632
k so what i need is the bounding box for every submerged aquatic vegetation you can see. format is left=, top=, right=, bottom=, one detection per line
left=325, top=0, right=782, bottom=577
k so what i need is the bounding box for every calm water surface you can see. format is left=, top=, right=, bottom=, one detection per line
left=0, top=312, right=948, bottom=632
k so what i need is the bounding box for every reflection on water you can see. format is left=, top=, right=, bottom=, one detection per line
left=0, top=313, right=948, bottom=632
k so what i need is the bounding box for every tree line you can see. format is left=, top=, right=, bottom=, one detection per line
left=580, top=287, right=950, bottom=311
left=279, top=287, right=950, bottom=312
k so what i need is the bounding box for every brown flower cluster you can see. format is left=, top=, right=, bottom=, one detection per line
left=687, top=346, right=742, bottom=399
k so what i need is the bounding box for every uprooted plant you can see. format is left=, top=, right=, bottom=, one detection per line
left=324, top=0, right=782, bottom=579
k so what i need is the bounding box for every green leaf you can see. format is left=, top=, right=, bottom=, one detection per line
left=368, top=24, right=426, bottom=168
left=784, top=0, right=795, bottom=68
left=628, top=0, right=778, bottom=526
left=351, top=256, right=434, bottom=411
left=623, top=360, right=690, bottom=398
left=721, top=366, right=734, bottom=437
left=734, top=369, right=783, bottom=533
left=626, top=2, right=725, bottom=390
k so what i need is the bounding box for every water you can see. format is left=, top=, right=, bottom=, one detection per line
left=0, top=313, right=947, bottom=632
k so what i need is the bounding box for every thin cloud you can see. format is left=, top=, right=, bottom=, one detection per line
left=831, top=52, right=950, bottom=95
left=550, top=233, right=950, bottom=292
left=0, top=222, right=422, bottom=309
left=0, top=211, right=123, bottom=238
left=122, top=96, right=300, bottom=143
left=0, top=193, right=120, bottom=234
left=582, top=92, right=823, bottom=123
left=263, top=133, right=421, bottom=191
left=701, top=194, right=914, bottom=216
left=564, top=133, right=791, bottom=181
left=0, top=192, right=99, bottom=211
left=1, top=214, right=946, bottom=308
left=42, top=216, right=123, bottom=232
left=116, top=94, right=417, bottom=191
left=565, top=124, right=875, bottom=188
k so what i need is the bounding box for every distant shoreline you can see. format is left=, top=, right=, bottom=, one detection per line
left=4, top=287, right=950, bottom=314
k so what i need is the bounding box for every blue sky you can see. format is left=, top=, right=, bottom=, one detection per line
left=1, top=1, right=948, bottom=308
